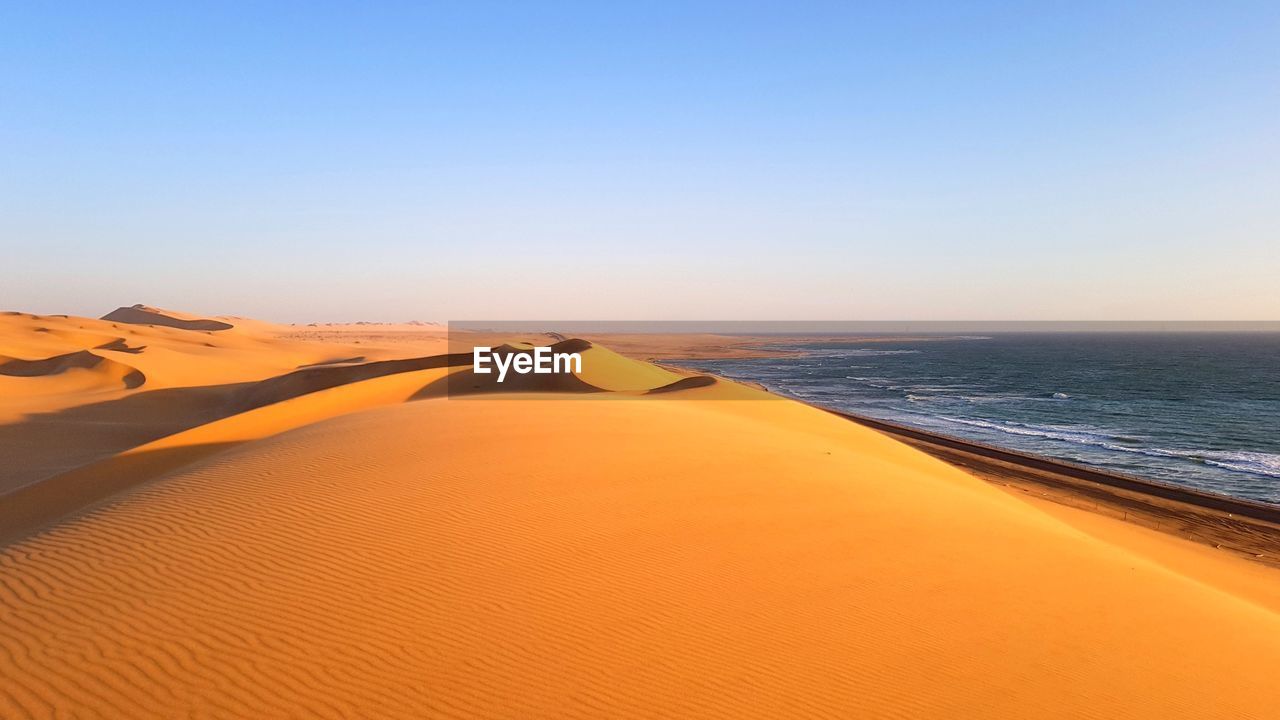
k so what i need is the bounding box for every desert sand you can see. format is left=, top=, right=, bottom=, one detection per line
left=2, top=306, right=1279, bottom=719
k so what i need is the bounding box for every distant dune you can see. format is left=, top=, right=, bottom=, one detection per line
left=102, top=303, right=235, bottom=331
left=1, top=307, right=1279, bottom=718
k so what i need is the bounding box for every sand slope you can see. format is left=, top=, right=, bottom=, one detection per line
left=1, top=309, right=1279, bottom=718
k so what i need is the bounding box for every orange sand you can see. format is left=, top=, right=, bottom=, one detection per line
left=2, top=307, right=1278, bottom=718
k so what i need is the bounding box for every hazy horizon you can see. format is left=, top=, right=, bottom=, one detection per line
left=4, top=2, right=1278, bottom=322
left=453, top=320, right=1280, bottom=334
left=8, top=304, right=1280, bottom=331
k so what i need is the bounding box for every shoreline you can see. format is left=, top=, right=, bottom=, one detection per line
left=828, top=408, right=1280, bottom=568
left=573, top=333, right=964, bottom=360
left=655, top=357, right=1280, bottom=568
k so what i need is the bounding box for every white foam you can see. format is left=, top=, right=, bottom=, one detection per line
left=1201, top=451, right=1280, bottom=479
left=936, top=416, right=1280, bottom=480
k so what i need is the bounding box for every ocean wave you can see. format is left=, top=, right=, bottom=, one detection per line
left=844, top=376, right=901, bottom=390
left=1200, top=451, right=1280, bottom=479
left=960, top=394, right=1022, bottom=404
left=935, top=416, right=1280, bottom=480
left=937, top=416, right=1125, bottom=446
left=958, top=393, right=1059, bottom=404
left=808, top=349, right=921, bottom=358
left=1103, top=446, right=1280, bottom=479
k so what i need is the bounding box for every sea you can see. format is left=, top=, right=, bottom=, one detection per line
left=689, top=333, right=1280, bottom=505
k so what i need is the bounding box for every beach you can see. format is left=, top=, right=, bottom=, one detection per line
left=2, top=307, right=1280, bottom=718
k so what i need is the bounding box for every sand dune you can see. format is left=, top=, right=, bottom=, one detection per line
left=0, top=365, right=457, bottom=542
left=0, top=309, right=444, bottom=487
left=1, top=308, right=1279, bottom=718
left=4, top=393, right=1280, bottom=718
left=0, top=349, right=145, bottom=392
left=101, top=304, right=234, bottom=331
left=0, top=349, right=143, bottom=386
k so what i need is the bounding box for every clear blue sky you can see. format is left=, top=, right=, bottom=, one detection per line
left=3, top=2, right=1278, bottom=321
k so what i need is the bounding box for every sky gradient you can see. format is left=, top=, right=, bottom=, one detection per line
left=3, top=2, right=1278, bottom=322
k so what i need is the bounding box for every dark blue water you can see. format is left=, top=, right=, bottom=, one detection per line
left=692, top=334, right=1280, bottom=504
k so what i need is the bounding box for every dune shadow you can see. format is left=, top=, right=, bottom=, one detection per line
left=0, top=350, right=484, bottom=495
left=412, top=340, right=602, bottom=399
left=0, top=442, right=243, bottom=546
left=96, top=338, right=147, bottom=354
left=231, top=352, right=475, bottom=412
left=0, top=350, right=147, bottom=389
left=0, top=342, right=605, bottom=543
left=1, top=350, right=104, bottom=376
left=646, top=376, right=717, bottom=394
left=297, top=356, right=366, bottom=368
left=0, top=384, right=250, bottom=495
left=413, top=367, right=603, bottom=399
